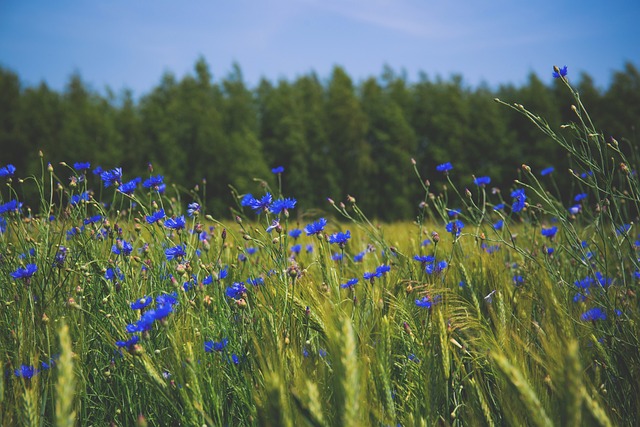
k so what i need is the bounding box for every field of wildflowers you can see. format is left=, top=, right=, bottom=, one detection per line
left=1, top=68, right=639, bottom=426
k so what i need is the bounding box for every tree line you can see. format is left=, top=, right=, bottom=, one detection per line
left=0, top=58, right=638, bottom=220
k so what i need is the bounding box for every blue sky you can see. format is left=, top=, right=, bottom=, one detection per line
left=1, top=0, right=638, bottom=97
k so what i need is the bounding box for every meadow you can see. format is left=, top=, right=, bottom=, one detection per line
left=1, top=69, right=639, bottom=426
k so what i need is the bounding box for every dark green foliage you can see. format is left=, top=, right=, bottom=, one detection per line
left=0, top=61, right=638, bottom=220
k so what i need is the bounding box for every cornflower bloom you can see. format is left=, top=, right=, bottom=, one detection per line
left=305, top=218, right=327, bottom=236
left=164, top=216, right=186, bottom=230
left=105, top=267, right=124, bottom=281
left=100, top=167, right=123, bottom=188
left=112, top=239, right=133, bottom=256
left=340, top=278, right=358, bottom=289
left=474, top=176, right=491, bottom=186
left=271, top=166, right=284, bottom=174
left=0, top=164, right=16, bottom=178
left=552, top=65, right=568, bottom=79
left=289, top=229, right=302, bottom=239
left=446, top=220, right=464, bottom=237
left=244, top=193, right=273, bottom=213
left=186, top=202, right=200, bottom=217
left=14, top=364, right=36, bottom=379
left=146, top=209, right=165, bottom=224
left=574, top=193, right=587, bottom=202
left=11, top=264, right=38, bottom=280
left=165, top=244, right=187, bottom=261
left=118, top=178, right=141, bottom=195
left=116, top=335, right=140, bottom=349
left=130, top=296, right=152, bottom=310
left=580, top=307, right=606, bottom=321
left=70, top=191, right=90, bottom=206
left=226, top=282, right=247, bottom=300
left=143, top=175, right=164, bottom=190
left=436, top=162, right=453, bottom=172
left=541, top=226, right=558, bottom=238
left=73, top=162, right=91, bottom=172
left=540, top=166, right=554, bottom=176
left=205, top=338, right=228, bottom=352
left=328, top=230, right=351, bottom=248
left=511, top=188, right=526, bottom=213
left=270, top=198, right=297, bottom=215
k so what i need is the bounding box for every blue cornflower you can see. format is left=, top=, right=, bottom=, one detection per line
left=290, top=244, right=301, bottom=254
left=271, top=166, right=284, bottom=174
left=415, top=296, right=433, bottom=308
left=156, top=292, right=178, bottom=306
left=289, top=229, right=302, bottom=239
left=131, top=296, right=152, bottom=310
left=246, top=247, right=257, bottom=255
left=569, top=205, right=582, bottom=215
left=146, top=209, right=165, bottom=224
left=580, top=170, right=593, bottom=179
left=112, top=239, right=133, bottom=256
left=100, top=167, right=123, bottom=188
left=116, top=335, right=140, bottom=349
left=73, top=162, right=91, bottom=172
left=493, top=203, right=505, bottom=211
left=266, top=219, right=280, bottom=233
left=580, top=307, right=606, bottom=321
left=306, top=244, right=313, bottom=253
left=165, top=244, right=187, bottom=261
left=305, top=218, right=328, bottom=236
left=545, top=247, right=555, bottom=255
left=0, top=164, right=16, bottom=178
left=413, top=255, right=435, bottom=264
left=511, top=188, right=526, bottom=213
left=0, top=199, right=22, bottom=215
left=84, top=214, right=102, bottom=225
left=574, top=193, right=587, bottom=202
left=118, top=177, right=142, bottom=196
left=53, top=246, right=67, bottom=268
left=436, top=162, right=453, bottom=172
left=143, top=175, right=164, bottom=189
left=0, top=217, right=7, bottom=233
left=493, top=220, right=504, bottom=230
left=552, top=65, right=568, bottom=79
left=540, top=166, right=555, bottom=176
left=164, top=216, right=186, bottom=230
left=448, top=208, right=461, bottom=217
left=329, top=230, right=351, bottom=247
left=446, top=220, right=464, bottom=237
left=616, top=224, right=631, bottom=236
left=354, top=252, right=365, bottom=262
left=105, top=267, right=124, bottom=281
left=246, top=193, right=273, bottom=213
left=425, top=260, right=447, bottom=275
left=70, top=191, right=90, bottom=206
left=363, top=271, right=377, bottom=281
left=340, top=278, right=359, bottom=289
left=270, top=198, right=297, bottom=215
left=14, top=364, right=36, bottom=379
left=541, top=226, right=558, bottom=238
left=11, top=264, right=37, bottom=280
left=376, top=264, right=391, bottom=276
left=513, top=275, right=524, bottom=286
left=205, top=338, right=229, bottom=352
left=332, top=252, right=343, bottom=261
left=247, top=277, right=264, bottom=286
left=226, top=282, right=247, bottom=300
left=186, top=202, right=200, bottom=217
left=92, top=166, right=103, bottom=175
left=474, top=176, right=491, bottom=186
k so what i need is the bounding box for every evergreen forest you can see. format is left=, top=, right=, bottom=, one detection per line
left=1, top=58, right=638, bottom=220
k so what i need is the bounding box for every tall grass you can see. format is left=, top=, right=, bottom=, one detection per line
left=1, top=66, right=638, bottom=425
